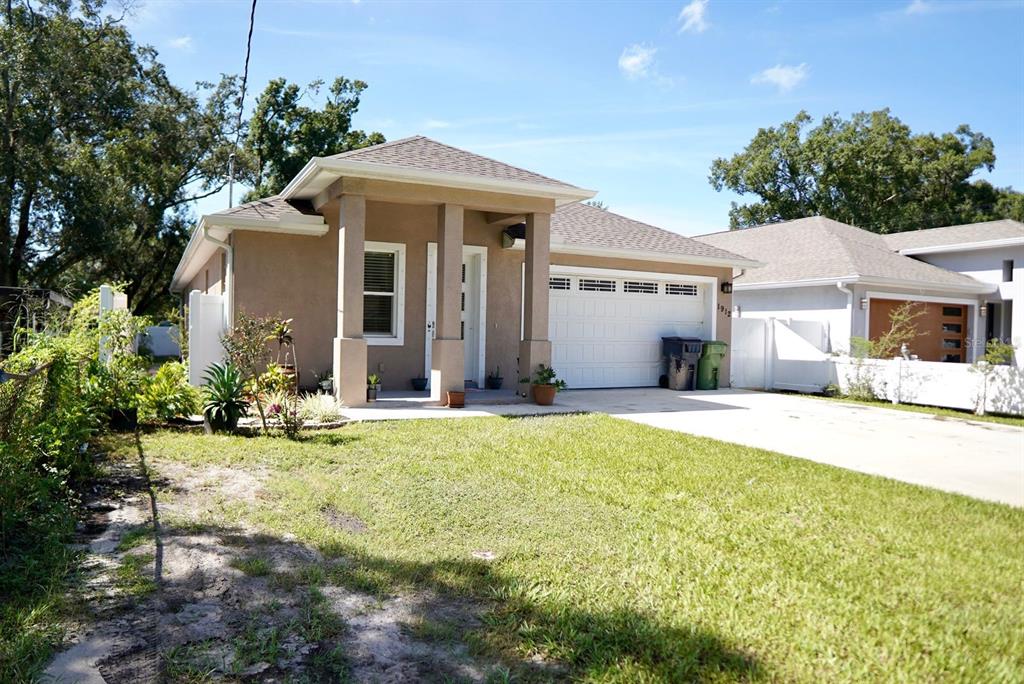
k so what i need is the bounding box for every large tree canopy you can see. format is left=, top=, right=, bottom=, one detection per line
left=241, top=77, right=385, bottom=201
left=1, top=0, right=240, bottom=312
left=709, top=109, right=1023, bottom=232
left=1, top=2, right=384, bottom=314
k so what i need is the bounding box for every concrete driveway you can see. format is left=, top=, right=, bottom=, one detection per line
left=555, top=388, right=1024, bottom=507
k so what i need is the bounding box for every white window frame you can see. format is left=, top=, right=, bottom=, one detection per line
left=364, top=241, right=406, bottom=346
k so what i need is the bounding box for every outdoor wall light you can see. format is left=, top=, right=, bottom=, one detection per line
left=860, top=297, right=868, bottom=310
left=720, top=282, right=733, bottom=294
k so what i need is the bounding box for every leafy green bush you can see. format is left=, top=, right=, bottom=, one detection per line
left=139, top=361, right=201, bottom=422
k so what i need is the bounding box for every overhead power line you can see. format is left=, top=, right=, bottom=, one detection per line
left=229, top=0, right=258, bottom=208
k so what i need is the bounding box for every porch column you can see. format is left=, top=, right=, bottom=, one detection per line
left=333, top=194, right=368, bottom=407
left=431, top=203, right=465, bottom=403
left=519, top=212, right=552, bottom=392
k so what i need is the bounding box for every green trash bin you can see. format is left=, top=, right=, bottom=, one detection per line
left=696, top=341, right=728, bottom=390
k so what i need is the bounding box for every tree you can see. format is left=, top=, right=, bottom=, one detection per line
left=1, top=1, right=240, bottom=312
left=242, top=77, right=385, bottom=201
left=709, top=109, right=1022, bottom=232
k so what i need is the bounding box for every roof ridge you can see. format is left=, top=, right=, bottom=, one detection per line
left=410, top=136, right=578, bottom=188
left=694, top=214, right=828, bottom=238
left=326, top=135, right=424, bottom=159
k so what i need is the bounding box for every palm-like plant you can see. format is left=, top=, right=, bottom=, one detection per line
left=202, top=362, right=249, bottom=433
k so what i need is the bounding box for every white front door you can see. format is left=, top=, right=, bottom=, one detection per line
left=425, top=244, right=487, bottom=388
left=547, top=269, right=715, bottom=388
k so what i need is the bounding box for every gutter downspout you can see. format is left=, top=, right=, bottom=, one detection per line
left=836, top=281, right=853, bottom=355
left=202, top=225, right=234, bottom=331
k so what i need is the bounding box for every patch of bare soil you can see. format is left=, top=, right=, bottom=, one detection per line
left=44, top=444, right=508, bottom=683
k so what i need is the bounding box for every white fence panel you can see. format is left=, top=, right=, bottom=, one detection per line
left=731, top=318, right=767, bottom=389
left=833, top=358, right=1024, bottom=416
left=771, top=319, right=831, bottom=392
left=729, top=318, right=831, bottom=392
left=188, top=290, right=226, bottom=386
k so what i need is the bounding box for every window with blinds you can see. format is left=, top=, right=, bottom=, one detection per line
left=364, top=251, right=397, bottom=335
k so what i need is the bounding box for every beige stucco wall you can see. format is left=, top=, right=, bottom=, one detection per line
left=187, top=249, right=225, bottom=296
left=232, top=199, right=735, bottom=390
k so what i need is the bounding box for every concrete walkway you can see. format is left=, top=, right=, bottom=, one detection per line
left=345, top=387, right=1023, bottom=507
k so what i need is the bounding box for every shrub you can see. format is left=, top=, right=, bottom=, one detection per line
left=298, top=393, right=345, bottom=423
left=139, top=362, right=201, bottom=422
left=202, top=363, right=249, bottom=433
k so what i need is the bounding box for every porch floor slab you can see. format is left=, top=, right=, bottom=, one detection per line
left=344, top=388, right=580, bottom=420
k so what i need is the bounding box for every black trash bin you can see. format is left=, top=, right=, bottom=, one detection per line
left=661, top=337, right=703, bottom=391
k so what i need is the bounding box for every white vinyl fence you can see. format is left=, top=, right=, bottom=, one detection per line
left=730, top=316, right=1024, bottom=415
left=833, top=358, right=1024, bottom=416
left=187, top=290, right=226, bottom=386
left=731, top=318, right=832, bottom=393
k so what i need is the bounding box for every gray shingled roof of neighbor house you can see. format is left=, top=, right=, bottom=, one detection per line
left=882, top=219, right=1024, bottom=252
left=695, top=216, right=987, bottom=288
left=550, top=202, right=754, bottom=264
left=328, top=135, right=582, bottom=190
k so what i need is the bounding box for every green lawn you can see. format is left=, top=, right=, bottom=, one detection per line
left=137, top=415, right=1023, bottom=682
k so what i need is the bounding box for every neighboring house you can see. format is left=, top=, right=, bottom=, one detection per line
left=696, top=216, right=1005, bottom=364
left=170, top=136, right=758, bottom=405
left=882, top=220, right=1024, bottom=364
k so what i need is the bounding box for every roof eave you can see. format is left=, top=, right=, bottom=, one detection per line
left=280, top=157, right=597, bottom=206
left=896, top=236, right=1024, bottom=255
left=734, top=274, right=995, bottom=295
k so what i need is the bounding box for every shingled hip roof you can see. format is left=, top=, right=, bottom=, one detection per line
left=882, top=219, right=1024, bottom=253
left=280, top=135, right=595, bottom=205
left=695, top=216, right=994, bottom=293
left=549, top=203, right=759, bottom=267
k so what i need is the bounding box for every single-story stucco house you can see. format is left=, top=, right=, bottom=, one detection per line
left=695, top=216, right=1024, bottom=365
left=170, top=136, right=759, bottom=406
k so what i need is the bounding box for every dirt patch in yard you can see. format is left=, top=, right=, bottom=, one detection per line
left=44, top=440, right=510, bottom=683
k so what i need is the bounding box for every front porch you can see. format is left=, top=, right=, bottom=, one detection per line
left=329, top=188, right=558, bottom=408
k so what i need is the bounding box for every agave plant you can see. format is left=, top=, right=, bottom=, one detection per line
left=202, top=362, right=249, bottom=433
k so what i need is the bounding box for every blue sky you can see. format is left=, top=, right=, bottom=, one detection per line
left=127, top=0, right=1024, bottom=236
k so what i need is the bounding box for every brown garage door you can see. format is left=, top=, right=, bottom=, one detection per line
left=868, top=299, right=967, bottom=363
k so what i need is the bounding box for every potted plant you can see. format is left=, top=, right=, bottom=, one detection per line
left=485, top=366, right=503, bottom=390
left=446, top=388, right=466, bottom=408
left=202, top=362, right=249, bottom=434
left=411, top=376, right=428, bottom=392
left=523, top=364, right=567, bottom=406
left=367, top=373, right=382, bottom=402
left=316, top=370, right=333, bottom=394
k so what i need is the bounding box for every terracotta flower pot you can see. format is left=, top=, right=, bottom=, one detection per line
left=532, top=384, right=557, bottom=406
left=446, top=390, right=466, bottom=408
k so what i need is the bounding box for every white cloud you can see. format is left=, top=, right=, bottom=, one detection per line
left=618, top=44, right=657, bottom=80
left=751, top=63, right=809, bottom=93
left=168, top=35, right=194, bottom=52
left=678, top=0, right=709, bottom=33
left=905, top=0, right=930, bottom=14
left=424, top=119, right=451, bottom=130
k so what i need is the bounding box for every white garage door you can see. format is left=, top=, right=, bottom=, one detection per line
left=548, top=270, right=712, bottom=388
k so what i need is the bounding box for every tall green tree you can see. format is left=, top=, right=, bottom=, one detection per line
left=709, top=109, right=1023, bottom=232
left=242, top=77, right=385, bottom=201
left=1, top=0, right=240, bottom=312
